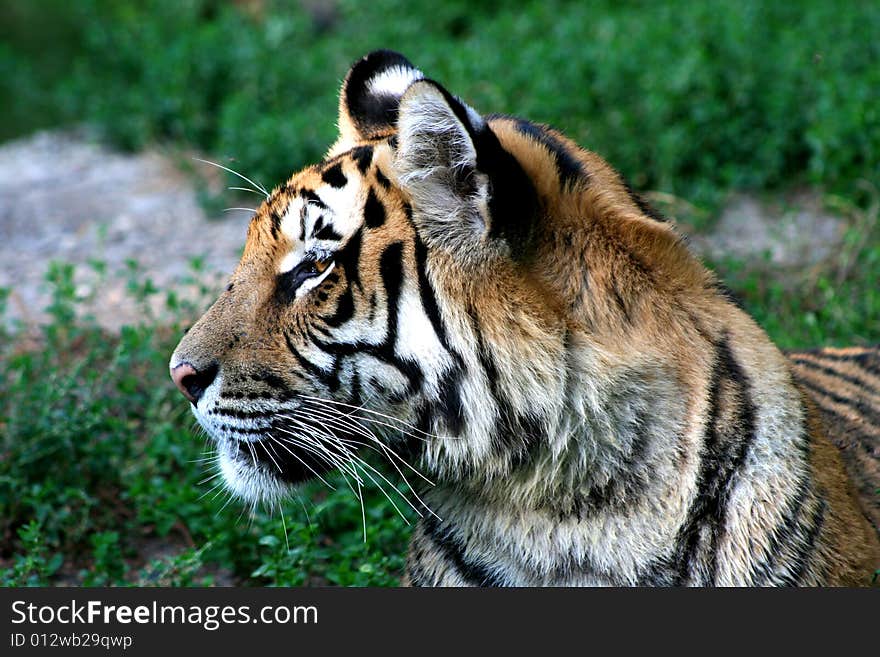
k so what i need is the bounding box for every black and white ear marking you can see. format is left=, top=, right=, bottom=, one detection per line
left=337, top=50, right=424, bottom=144
left=336, top=51, right=539, bottom=261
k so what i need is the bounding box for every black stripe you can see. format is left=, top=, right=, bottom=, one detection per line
left=249, top=370, right=288, bottom=390
left=222, top=390, right=282, bottom=402
left=320, top=285, right=354, bottom=328
left=406, top=404, right=432, bottom=454
left=505, top=115, right=587, bottom=190
left=375, top=169, right=391, bottom=189
left=803, top=348, right=880, bottom=377
left=502, top=411, right=545, bottom=471
left=284, top=332, right=337, bottom=391
left=472, top=124, right=540, bottom=259
left=467, top=306, right=499, bottom=390
left=785, top=497, right=827, bottom=584
left=750, top=471, right=811, bottom=585
left=789, top=356, right=880, bottom=398
left=321, top=163, right=347, bottom=188
left=413, top=235, right=451, bottom=349
left=417, top=91, right=540, bottom=260
left=348, top=369, right=363, bottom=408
left=363, top=188, right=386, bottom=228
left=465, top=305, right=542, bottom=471
left=379, top=241, right=404, bottom=334
left=211, top=406, right=271, bottom=421
left=308, top=336, right=424, bottom=397
left=793, top=347, right=877, bottom=363
left=622, top=178, right=667, bottom=222
left=307, top=241, right=424, bottom=397
left=669, top=336, right=758, bottom=585
left=351, top=145, right=374, bottom=174
left=300, top=189, right=327, bottom=208
left=797, top=377, right=880, bottom=427
left=575, top=411, right=653, bottom=515
left=436, top=363, right=466, bottom=435
left=803, top=402, right=876, bottom=474
left=611, top=282, right=632, bottom=324
left=375, top=245, right=422, bottom=390
left=222, top=424, right=270, bottom=435
left=335, top=227, right=363, bottom=292
left=714, top=282, right=745, bottom=309
left=269, top=208, right=283, bottom=239
left=422, top=516, right=508, bottom=586
left=315, top=224, right=343, bottom=241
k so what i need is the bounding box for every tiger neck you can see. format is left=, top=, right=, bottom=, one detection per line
left=412, top=365, right=699, bottom=586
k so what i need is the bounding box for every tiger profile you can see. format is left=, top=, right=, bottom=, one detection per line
left=170, top=50, right=880, bottom=586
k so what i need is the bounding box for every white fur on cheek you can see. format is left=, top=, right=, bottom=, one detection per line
left=280, top=197, right=306, bottom=242
left=278, top=251, right=300, bottom=275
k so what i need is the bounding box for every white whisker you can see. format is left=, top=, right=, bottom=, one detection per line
left=260, top=438, right=284, bottom=474
left=197, top=469, right=224, bottom=486
left=228, top=186, right=266, bottom=195
left=278, top=404, right=440, bottom=519
left=357, top=476, right=366, bottom=542
left=299, top=394, right=460, bottom=441
left=290, top=407, right=436, bottom=486
left=274, top=427, right=363, bottom=488
left=279, top=503, right=290, bottom=554
left=193, top=157, right=270, bottom=198
left=266, top=431, right=338, bottom=490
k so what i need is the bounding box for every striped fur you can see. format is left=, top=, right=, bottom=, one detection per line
left=787, top=346, right=880, bottom=534
left=170, top=51, right=880, bottom=586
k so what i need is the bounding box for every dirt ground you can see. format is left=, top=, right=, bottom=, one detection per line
left=0, top=129, right=847, bottom=332
left=0, top=130, right=248, bottom=331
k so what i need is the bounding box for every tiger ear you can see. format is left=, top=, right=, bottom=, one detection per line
left=335, top=50, right=424, bottom=148
left=393, top=80, right=487, bottom=251
left=394, top=80, right=539, bottom=260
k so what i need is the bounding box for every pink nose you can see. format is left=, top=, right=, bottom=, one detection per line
left=170, top=362, right=217, bottom=404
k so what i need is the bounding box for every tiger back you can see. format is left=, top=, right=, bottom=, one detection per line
left=170, top=50, right=880, bottom=586
left=787, top=346, right=880, bottom=533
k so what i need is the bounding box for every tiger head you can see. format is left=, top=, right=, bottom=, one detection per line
left=170, top=50, right=705, bottom=506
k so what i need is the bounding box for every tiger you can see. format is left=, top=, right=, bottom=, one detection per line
left=169, top=50, right=880, bottom=586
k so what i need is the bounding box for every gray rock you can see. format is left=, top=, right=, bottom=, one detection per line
left=0, top=130, right=252, bottom=331
left=690, top=192, right=845, bottom=268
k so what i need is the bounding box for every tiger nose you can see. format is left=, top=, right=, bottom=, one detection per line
left=170, top=362, right=218, bottom=404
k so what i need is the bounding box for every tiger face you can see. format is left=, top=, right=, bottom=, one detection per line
left=170, top=51, right=570, bottom=504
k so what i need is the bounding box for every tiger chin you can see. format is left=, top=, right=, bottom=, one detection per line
left=170, top=50, right=880, bottom=586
